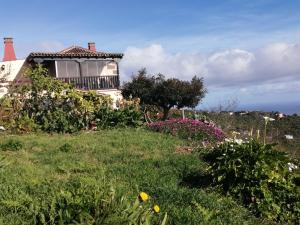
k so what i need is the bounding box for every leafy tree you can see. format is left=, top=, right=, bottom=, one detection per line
left=122, top=69, right=206, bottom=120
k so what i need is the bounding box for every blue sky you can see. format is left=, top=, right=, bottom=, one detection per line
left=1, top=0, right=300, bottom=113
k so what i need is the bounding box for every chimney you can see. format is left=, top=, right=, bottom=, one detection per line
left=88, top=42, right=96, bottom=52
left=3, top=37, right=17, bottom=61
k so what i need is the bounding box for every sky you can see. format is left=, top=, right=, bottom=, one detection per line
left=0, top=0, right=300, bottom=113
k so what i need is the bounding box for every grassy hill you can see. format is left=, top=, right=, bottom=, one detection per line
left=0, top=129, right=265, bottom=225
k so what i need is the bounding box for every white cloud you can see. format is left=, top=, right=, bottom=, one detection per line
left=120, top=43, right=300, bottom=94
left=37, top=41, right=65, bottom=52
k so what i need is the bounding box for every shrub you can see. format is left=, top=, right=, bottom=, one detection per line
left=203, top=140, right=300, bottom=223
left=2, top=66, right=143, bottom=133
left=147, top=118, right=225, bottom=143
left=95, top=98, right=143, bottom=129
left=0, top=139, right=23, bottom=151
left=14, top=115, right=39, bottom=133
left=58, top=143, right=73, bottom=153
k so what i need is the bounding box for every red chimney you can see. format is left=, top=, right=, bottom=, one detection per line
left=88, top=42, right=96, bottom=52
left=3, top=37, right=17, bottom=61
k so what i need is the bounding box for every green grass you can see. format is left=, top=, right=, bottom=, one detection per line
left=0, top=129, right=264, bottom=225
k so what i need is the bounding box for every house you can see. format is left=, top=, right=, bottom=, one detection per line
left=0, top=37, right=124, bottom=106
left=0, top=38, right=25, bottom=97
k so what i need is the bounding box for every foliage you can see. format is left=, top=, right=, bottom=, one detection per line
left=122, top=68, right=206, bottom=120
left=0, top=129, right=261, bottom=225
left=147, top=118, right=225, bottom=143
left=0, top=139, right=23, bottom=151
left=0, top=155, right=8, bottom=170
left=168, top=109, right=300, bottom=159
left=203, top=140, right=300, bottom=223
left=0, top=175, right=167, bottom=225
left=0, top=66, right=143, bottom=133
left=95, top=98, right=143, bottom=129
left=58, top=143, right=74, bottom=153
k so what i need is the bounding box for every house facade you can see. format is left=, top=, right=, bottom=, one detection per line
left=0, top=38, right=124, bottom=105
left=0, top=38, right=25, bottom=97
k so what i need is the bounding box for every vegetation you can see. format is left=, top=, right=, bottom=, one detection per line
left=122, top=69, right=206, bottom=120
left=203, top=140, right=300, bottom=224
left=169, top=109, right=300, bottom=159
left=0, top=66, right=143, bottom=133
left=147, top=118, right=225, bottom=143
left=0, top=67, right=299, bottom=224
left=0, top=129, right=262, bottom=225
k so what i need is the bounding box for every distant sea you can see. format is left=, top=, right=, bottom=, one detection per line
left=238, top=102, right=300, bottom=115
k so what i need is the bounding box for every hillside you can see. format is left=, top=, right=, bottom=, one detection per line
left=0, top=129, right=263, bottom=225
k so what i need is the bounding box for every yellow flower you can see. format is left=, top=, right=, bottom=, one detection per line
left=139, top=192, right=149, bottom=202
left=153, top=205, right=160, bottom=213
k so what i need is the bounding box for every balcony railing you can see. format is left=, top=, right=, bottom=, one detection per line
left=57, top=75, right=119, bottom=90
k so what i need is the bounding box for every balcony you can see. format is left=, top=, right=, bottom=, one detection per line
left=57, top=75, right=119, bottom=90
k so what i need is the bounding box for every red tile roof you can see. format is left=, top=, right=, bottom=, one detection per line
left=28, top=46, right=123, bottom=59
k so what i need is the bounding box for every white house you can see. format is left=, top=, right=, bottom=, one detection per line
left=0, top=37, right=124, bottom=106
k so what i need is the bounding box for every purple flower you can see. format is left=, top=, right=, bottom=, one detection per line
left=147, top=118, right=225, bottom=142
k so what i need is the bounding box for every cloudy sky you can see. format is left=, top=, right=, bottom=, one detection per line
left=1, top=0, right=300, bottom=113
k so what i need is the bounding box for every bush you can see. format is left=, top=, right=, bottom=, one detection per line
left=58, top=143, right=74, bottom=153
left=203, top=140, right=300, bottom=223
left=14, top=115, right=39, bottom=133
left=95, top=100, right=143, bottom=129
left=0, top=139, right=23, bottom=151
left=147, top=118, right=225, bottom=143
left=1, top=66, right=143, bottom=133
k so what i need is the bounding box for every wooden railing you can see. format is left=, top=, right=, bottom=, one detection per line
left=57, top=75, right=120, bottom=90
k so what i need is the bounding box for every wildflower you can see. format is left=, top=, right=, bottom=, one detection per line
left=285, top=135, right=294, bottom=140
left=263, top=116, right=275, bottom=122
left=288, top=162, right=298, bottom=172
left=153, top=205, right=160, bottom=213
left=277, top=113, right=284, bottom=118
left=234, top=139, right=243, bottom=145
left=225, top=138, right=233, bottom=142
left=232, top=131, right=240, bottom=139
left=139, top=192, right=149, bottom=202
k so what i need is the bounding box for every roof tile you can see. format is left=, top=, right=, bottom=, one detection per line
left=29, top=46, right=123, bottom=59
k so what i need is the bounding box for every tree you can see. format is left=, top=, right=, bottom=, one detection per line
left=122, top=69, right=207, bottom=120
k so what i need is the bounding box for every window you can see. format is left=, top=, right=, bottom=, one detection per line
left=81, top=60, right=106, bottom=77
left=56, top=60, right=114, bottom=78
left=56, top=61, right=80, bottom=78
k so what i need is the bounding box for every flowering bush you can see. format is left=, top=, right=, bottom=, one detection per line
left=147, top=118, right=225, bottom=143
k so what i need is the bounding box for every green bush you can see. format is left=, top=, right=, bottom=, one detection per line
left=0, top=139, right=23, bottom=151
left=95, top=105, right=143, bottom=129
left=2, top=66, right=143, bottom=133
left=203, top=140, right=300, bottom=223
left=58, top=143, right=74, bottom=153
left=14, top=115, right=39, bottom=133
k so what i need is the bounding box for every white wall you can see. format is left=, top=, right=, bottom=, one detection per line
left=96, top=89, right=123, bottom=109
left=100, top=61, right=118, bottom=76
left=0, top=59, right=25, bottom=97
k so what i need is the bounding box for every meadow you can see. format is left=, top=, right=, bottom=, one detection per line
left=0, top=129, right=265, bottom=225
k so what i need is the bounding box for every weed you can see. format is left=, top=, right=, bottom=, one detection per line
left=58, top=143, right=73, bottom=152
left=0, top=139, right=23, bottom=151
